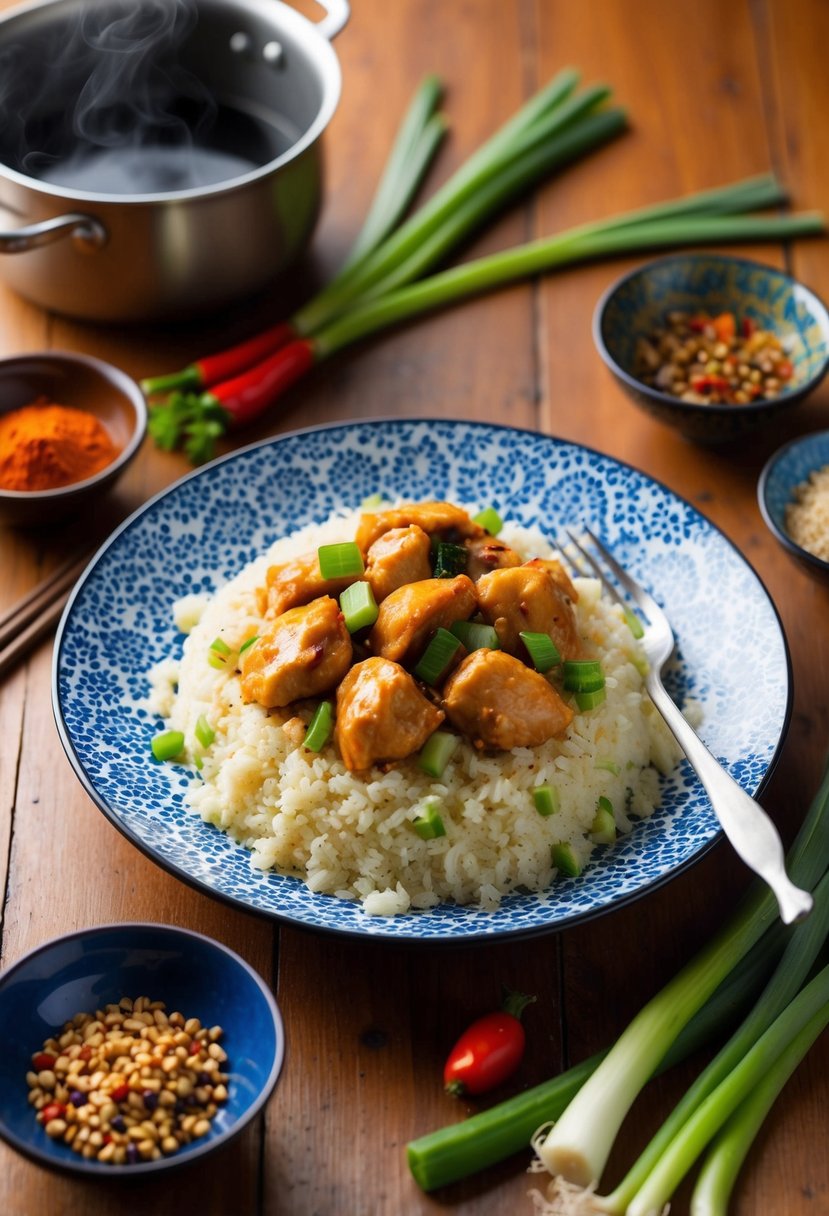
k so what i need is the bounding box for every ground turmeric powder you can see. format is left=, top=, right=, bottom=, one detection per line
left=0, top=399, right=119, bottom=492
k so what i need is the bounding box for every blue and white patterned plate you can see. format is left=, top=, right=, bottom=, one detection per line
left=53, top=419, right=791, bottom=942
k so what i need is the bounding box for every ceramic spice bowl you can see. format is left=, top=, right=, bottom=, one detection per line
left=0, top=351, right=147, bottom=527
left=593, top=253, right=829, bottom=442
left=0, top=923, right=284, bottom=1177
left=758, top=429, right=829, bottom=581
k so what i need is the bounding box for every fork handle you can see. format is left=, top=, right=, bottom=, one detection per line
left=646, top=679, right=813, bottom=925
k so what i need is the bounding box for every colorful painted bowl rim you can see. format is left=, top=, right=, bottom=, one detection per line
left=757, top=428, right=829, bottom=575
left=0, top=921, right=284, bottom=1176
left=592, top=252, right=829, bottom=417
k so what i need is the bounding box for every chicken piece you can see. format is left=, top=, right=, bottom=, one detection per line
left=523, top=557, right=579, bottom=604
left=443, top=649, right=573, bottom=750
left=240, top=596, right=352, bottom=709
left=256, top=552, right=357, bottom=618
left=335, top=657, right=445, bottom=771
left=365, top=525, right=433, bottom=603
left=464, top=534, right=522, bottom=581
left=356, top=501, right=484, bottom=552
left=475, top=565, right=582, bottom=661
left=369, top=575, right=477, bottom=664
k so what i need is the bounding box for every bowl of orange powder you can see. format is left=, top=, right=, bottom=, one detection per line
left=0, top=352, right=146, bottom=526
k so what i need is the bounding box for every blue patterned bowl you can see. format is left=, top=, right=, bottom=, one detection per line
left=0, top=923, right=283, bottom=1176
left=52, top=420, right=791, bottom=942
left=594, top=253, right=829, bottom=443
left=758, top=429, right=829, bottom=581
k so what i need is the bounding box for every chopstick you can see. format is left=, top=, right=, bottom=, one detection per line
left=0, top=551, right=92, bottom=679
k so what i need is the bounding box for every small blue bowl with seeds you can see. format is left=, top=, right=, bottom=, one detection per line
left=758, top=429, right=829, bottom=581
left=0, top=923, right=283, bottom=1176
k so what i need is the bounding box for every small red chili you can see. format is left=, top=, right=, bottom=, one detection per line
left=78, top=1045, right=93, bottom=1061
left=110, top=1083, right=130, bottom=1102
left=443, top=990, right=535, bottom=1097
left=40, top=1102, right=66, bottom=1124
left=31, top=1052, right=56, bottom=1071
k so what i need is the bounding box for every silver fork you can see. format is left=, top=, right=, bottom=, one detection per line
left=564, top=526, right=813, bottom=926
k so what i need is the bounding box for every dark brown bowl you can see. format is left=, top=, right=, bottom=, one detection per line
left=0, top=352, right=146, bottom=526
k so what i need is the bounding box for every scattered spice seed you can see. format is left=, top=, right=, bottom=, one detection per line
left=784, top=462, right=829, bottom=562
left=26, top=997, right=229, bottom=1164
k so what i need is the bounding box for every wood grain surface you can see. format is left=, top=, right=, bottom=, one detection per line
left=1, top=2, right=827, bottom=1214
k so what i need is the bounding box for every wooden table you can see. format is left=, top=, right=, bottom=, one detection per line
left=1, top=1, right=827, bottom=1212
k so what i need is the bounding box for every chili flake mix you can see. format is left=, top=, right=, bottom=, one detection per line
left=26, top=995, right=229, bottom=1164
left=632, top=311, right=795, bottom=405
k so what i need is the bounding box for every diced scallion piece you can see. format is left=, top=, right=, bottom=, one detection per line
left=595, top=758, right=620, bottom=775
left=552, top=842, right=581, bottom=877
left=195, top=714, right=215, bottom=749
left=318, top=541, right=365, bottom=580
left=207, top=637, right=233, bottom=670
left=473, top=506, right=503, bottom=535
left=412, top=797, right=447, bottom=840
left=433, top=541, right=468, bottom=578
left=151, top=730, right=185, bottom=762
left=591, top=796, right=617, bottom=844
left=414, top=628, right=462, bottom=685
left=360, top=492, right=385, bottom=509
left=533, top=785, right=560, bottom=817
left=418, top=730, right=460, bottom=778
left=623, top=606, right=645, bottom=639
left=304, top=701, right=334, bottom=752
left=575, top=687, right=607, bottom=712
left=340, top=581, right=379, bottom=632
left=520, top=631, right=561, bottom=673
left=450, top=620, right=500, bottom=651
left=563, top=659, right=605, bottom=692
left=239, top=634, right=259, bottom=655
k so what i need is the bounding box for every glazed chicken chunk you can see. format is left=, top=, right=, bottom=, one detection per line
left=240, top=596, right=352, bottom=709
left=365, top=525, right=433, bottom=603
left=335, top=657, right=445, bottom=771
left=464, top=534, right=522, bottom=581
left=369, top=575, right=477, bottom=664
left=256, top=552, right=357, bottom=618
left=356, top=501, right=484, bottom=552
left=476, top=565, right=582, bottom=661
left=443, top=649, right=574, bottom=750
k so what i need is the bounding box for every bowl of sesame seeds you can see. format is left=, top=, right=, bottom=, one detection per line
left=758, top=429, right=829, bottom=581
left=0, top=923, right=283, bottom=1176
left=593, top=253, right=829, bottom=442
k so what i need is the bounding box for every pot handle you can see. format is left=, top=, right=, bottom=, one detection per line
left=313, top=0, right=349, bottom=40
left=0, top=213, right=107, bottom=255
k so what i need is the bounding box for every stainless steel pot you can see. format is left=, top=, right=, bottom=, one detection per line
left=0, top=0, right=348, bottom=321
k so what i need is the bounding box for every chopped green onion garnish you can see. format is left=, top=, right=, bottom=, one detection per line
left=591, top=796, right=617, bottom=844
left=418, top=730, right=460, bottom=778
left=520, top=631, right=561, bottom=673
left=575, top=687, right=607, bottom=712
left=318, top=542, right=365, bottom=580
left=473, top=506, right=503, bottom=535
left=533, top=785, right=560, bottom=817
left=414, top=628, right=462, bottom=685
left=433, top=541, right=468, bottom=578
left=450, top=620, right=500, bottom=651
left=412, top=797, right=447, bottom=840
left=623, top=607, right=645, bottom=639
left=360, top=492, right=385, bottom=509
left=207, top=637, right=233, bottom=670
left=195, top=714, right=215, bottom=749
left=239, top=635, right=259, bottom=655
left=151, top=730, right=185, bottom=762
left=563, top=659, right=605, bottom=692
left=304, top=701, right=334, bottom=752
left=552, top=842, right=581, bottom=877
left=340, top=581, right=379, bottom=632
left=595, top=758, right=620, bottom=776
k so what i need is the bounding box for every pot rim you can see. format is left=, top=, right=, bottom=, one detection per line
left=0, top=0, right=344, bottom=206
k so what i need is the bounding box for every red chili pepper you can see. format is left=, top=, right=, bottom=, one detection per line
left=32, top=1052, right=56, bottom=1071
left=711, top=312, right=736, bottom=343
left=690, top=374, right=731, bottom=395
left=194, top=321, right=299, bottom=389
left=688, top=314, right=710, bottom=333
left=204, top=337, right=317, bottom=428
left=110, top=1083, right=130, bottom=1102
left=78, top=1046, right=93, bottom=1061
left=742, top=316, right=756, bottom=337
left=40, top=1102, right=66, bottom=1124
left=443, top=991, right=535, bottom=1097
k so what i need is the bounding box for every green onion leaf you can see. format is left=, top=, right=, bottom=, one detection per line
left=318, top=542, right=365, bottom=580
left=340, top=581, right=379, bottom=632
left=414, top=628, right=462, bottom=685
left=207, top=637, right=233, bottom=670
left=533, top=785, right=560, bottom=817
left=194, top=715, right=215, bottom=749
left=304, top=701, right=334, bottom=752
left=520, top=631, right=561, bottom=672
left=591, top=796, right=616, bottom=844
left=412, top=797, right=447, bottom=839
left=552, top=842, right=581, bottom=877
left=450, top=620, right=500, bottom=651
left=151, top=730, right=185, bottom=762
left=239, top=635, right=259, bottom=655
left=473, top=506, right=503, bottom=535
left=419, top=730, right=460, bottom=778
left=575, top=687, right=607, bottom=712
left=433, top=541, right=468, bottom=578
left=595, top=758, right=620, bottom=776
left=563, top=659, right=605, bottom=692
left=623, top=607, right=645, bottom=639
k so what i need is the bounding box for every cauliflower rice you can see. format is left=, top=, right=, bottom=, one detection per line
left=149, top=510, right=681, bottom=917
